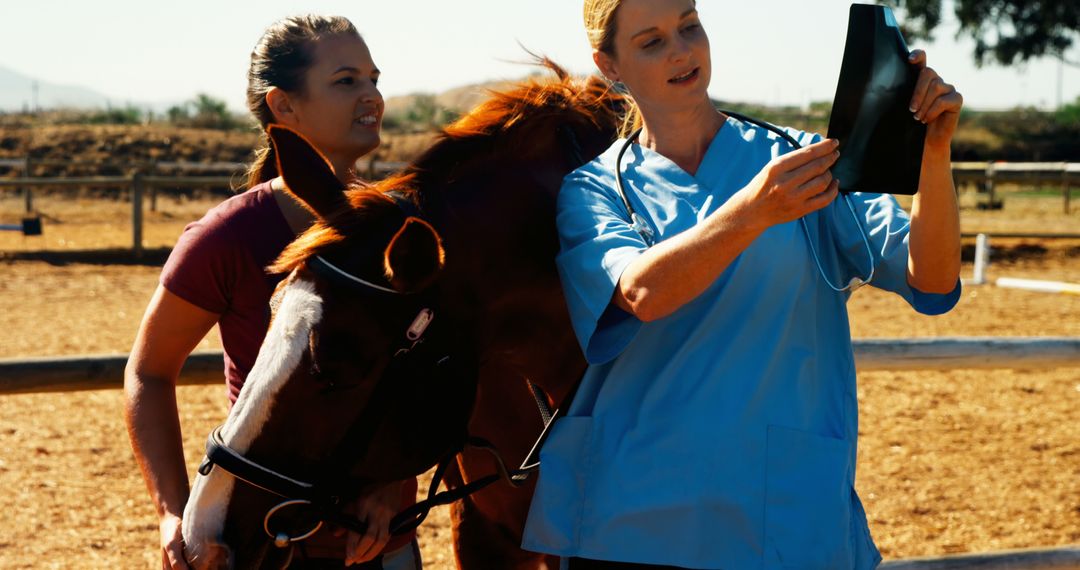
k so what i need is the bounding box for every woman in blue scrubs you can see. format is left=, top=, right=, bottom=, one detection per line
left=522, top=0, right=964, bottom=568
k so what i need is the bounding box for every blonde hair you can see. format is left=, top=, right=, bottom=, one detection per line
left=583, top=0, right=641, bottom=136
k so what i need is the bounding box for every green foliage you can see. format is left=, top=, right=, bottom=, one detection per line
left=707, top=97, right=1079, bottom=161
left=86, top=104, right=144, bottom=125
left=953, top=105, right=1080, bottom=161
left=166, top=104, right=191, bottom=123
left=164, top=93, right=246, bottom=130
left=1055, top=96, right=1080, bottom=125
left=884, top=0, right=1079, bottom=67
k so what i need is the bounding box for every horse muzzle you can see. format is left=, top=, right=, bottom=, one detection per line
left=185, top=540, right=233, bottom=570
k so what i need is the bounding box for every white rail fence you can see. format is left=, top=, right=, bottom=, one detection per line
left=966, top=233, right=1080, bottom=294
left=1, top=338, right=1078, bottom=568
left=879, top=545, right=1080, bottom=569
left=1, top=337, right=1077, bottom=394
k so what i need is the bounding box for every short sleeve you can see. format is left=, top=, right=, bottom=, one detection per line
left=830, top=192, right=960, bottom=315
left=160, top=217, right=237, bottom=315
left=555, top=169, right=649, bottom=364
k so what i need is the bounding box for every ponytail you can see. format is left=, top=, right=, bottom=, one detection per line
left=620, top=99, right=643, bottom=138
left=584, top=0, right=643, bottom=138
left=245, top=138, right=279, bottom=189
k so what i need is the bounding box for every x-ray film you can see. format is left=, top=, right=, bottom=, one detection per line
left=827, top=4, right=926, bottom=195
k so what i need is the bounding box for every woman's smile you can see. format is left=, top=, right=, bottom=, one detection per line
left=667, top=66, right=700, bottom=85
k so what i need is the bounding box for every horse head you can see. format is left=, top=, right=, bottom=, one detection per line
left=181, top=126, right=478, bottom=569
left=182, top=59, right=624, bottom=569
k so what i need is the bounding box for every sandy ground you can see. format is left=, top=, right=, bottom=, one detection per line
left=0, top=193, right=1077, bottom=569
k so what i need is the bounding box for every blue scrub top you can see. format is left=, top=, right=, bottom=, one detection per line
left=522, top=116, right=960, bottom=569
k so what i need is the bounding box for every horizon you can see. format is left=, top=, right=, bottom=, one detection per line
left=0, top=1, right=1076, bottom=113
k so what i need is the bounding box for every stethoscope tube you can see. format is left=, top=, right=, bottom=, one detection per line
left=613, top=110, right=875, bottom=292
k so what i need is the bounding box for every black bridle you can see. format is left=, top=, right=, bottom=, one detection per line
left=198, top=248, right=458, bottom=547
left=197, top=123, right=596, bottom=551
left=195, top=193, right=542, bottom=551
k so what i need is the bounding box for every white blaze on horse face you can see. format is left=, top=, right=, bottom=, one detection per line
left=182, top=277, right=323, bottom=565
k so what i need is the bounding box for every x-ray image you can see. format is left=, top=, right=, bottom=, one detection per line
left=827, top=4, right=926, bottom=195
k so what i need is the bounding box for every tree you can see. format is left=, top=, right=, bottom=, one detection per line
left=1057, top=95, right=1080, bottom=125
left=885, top=0, right=1080, bottom=67
left=166, top=103, right=191, bottom=124
left=191, top=93, right=233, bottom=129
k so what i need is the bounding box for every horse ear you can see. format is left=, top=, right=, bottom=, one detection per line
left=268, top=124, right=348, bottom=219
left=384, top=217, right=445, bottom=292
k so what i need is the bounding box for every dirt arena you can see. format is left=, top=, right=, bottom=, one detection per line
left=0, top=192, right=1077, bottom=568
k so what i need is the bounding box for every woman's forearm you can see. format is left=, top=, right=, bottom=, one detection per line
left=908, top=145, right=961, bottom=293
left=124, top=371, right=191, bottom=519
left=614, top=138, right=842, bottom=321
left=614, top=197, right=765, bottom=321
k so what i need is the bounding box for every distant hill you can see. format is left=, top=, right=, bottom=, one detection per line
left=385, top=79, right=518, bottom=117
left=0, top=65, right=116, bottom=111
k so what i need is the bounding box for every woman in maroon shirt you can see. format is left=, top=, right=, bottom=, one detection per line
left=124, top=15, right=419, bottom=569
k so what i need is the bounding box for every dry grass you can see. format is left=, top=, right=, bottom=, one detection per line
left=0, top=194, right=1076, bottom=568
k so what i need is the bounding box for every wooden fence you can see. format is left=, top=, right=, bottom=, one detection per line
left=0, top=161, right=1075, bottom=257
left=1, top=340, right=1078, bottom=568
left=952, top=161, right=1079, bottom=213
left=879, top=544, right=1080, bottom=569
left=0, top=157, right=406, bottom=256
left=1, top=337, right=1078, bottom=395
left=0, top=174, right=226, bottom=257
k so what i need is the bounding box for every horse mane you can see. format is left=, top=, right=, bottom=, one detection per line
left=373, top=58, right=622, bottom=203
left=270, top=58, right=622, bottom=277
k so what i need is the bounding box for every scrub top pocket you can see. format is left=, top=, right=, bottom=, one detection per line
left=523, top=416, right=595, bottom=554
left=765, top=425, right=854, bottom=569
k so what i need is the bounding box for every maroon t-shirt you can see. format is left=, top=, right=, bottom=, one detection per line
left=161, top=181, right=417, bottom=554
left=161, top=181, right=294, bottom=404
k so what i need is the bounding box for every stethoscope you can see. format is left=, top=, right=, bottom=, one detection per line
left=613, top=110, right=876, bottom=292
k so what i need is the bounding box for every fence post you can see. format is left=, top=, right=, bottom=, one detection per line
left=148, top=162, right=158, bottom=213
left=973, top=233, right=989, bottom=285
left=1064, top=168, right=1071, bottom=215
left=132, top=172, right=144, bottom=258
left=984, top=163, right=996, bottom=209
left=22, top=156, right=33, bottom=214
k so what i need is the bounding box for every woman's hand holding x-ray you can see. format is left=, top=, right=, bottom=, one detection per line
left=736, top=138, right=842, bottom=230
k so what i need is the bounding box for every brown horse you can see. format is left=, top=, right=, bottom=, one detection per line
left=182, top=61, right=623, bottom=569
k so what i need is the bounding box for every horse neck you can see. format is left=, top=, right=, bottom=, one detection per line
left=412, top=150, right=586, bottom=397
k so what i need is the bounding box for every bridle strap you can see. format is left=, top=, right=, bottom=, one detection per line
left=307, top=255, right=405, bottom=296
left=200, top=426, right=316, bottom=501
left=387, top=436, right=536, bottom=535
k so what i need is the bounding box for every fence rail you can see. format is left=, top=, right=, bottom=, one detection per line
left=2, top=343, right=1078, bottom=569
left=0, top=351, right=222, bottom=394
left=0, top=158, right=403, bottom=255
left=1, top=160, right=1077, bottom=256
left=879, top=544, right=1080, bottom=569
left=1, top=337, right=1078, bottom=395
left=952, top=161, right=1078, bottom=214
left=0, top=156, right=407, bottom=222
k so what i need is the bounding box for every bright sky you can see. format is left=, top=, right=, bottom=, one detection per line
left=2, top=0, right=1076, bottom=112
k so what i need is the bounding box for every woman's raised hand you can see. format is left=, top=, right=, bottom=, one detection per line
left=736, top=138, right=841, bottom=229
left=908, top=49, right=963, bottom=152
